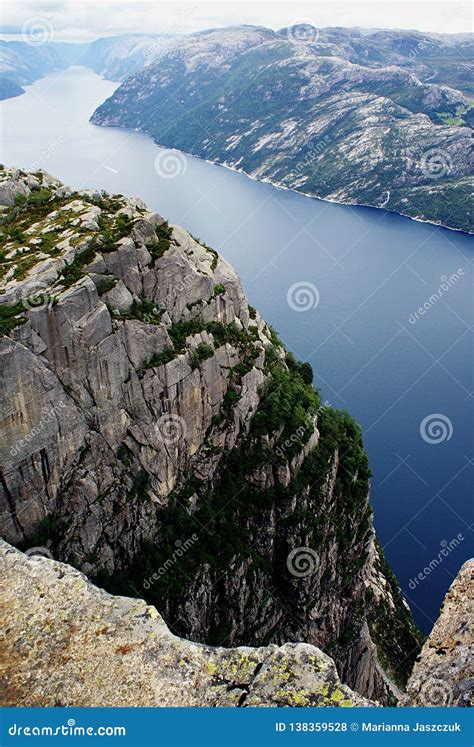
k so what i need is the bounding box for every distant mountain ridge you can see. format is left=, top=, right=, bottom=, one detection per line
left=0, top=33, right=176, bottom=87
left=90, top=25, right=473, bottom=232
left=1, top=26, right=472, bottom=231
left=1, top=25, right=472, bottom=93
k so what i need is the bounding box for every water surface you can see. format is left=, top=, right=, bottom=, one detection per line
left=1, top=67, right=472, bottom=630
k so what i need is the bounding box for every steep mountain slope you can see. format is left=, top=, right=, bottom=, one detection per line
left=91, top=25, right=473, bottom=233
left=0, top=39, right=66, bottom=85
left=55, top=35, right=177, bottom=81
left=0, top=27, right=270, bottom=90
left=0, top=34, right=174, bottom=89
left=405, top=559, right=473, bottom=707
left=0, top=167, right=423, bottom=703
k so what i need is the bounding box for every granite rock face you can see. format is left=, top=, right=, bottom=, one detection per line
left=405, top=559, right=473, bottom=707
left=0, top=167, right=422, bottom=704
left=0, top=541, right=374, bottom=707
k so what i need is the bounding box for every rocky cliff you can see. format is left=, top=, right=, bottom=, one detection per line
left=405, top=559, right=473, bottom=707
left=0, top=167, right=422, bottom=704
left=0, top=541, right=374, bottom=707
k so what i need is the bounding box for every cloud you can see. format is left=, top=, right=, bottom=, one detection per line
left=1, top=0, right=471, bottom=41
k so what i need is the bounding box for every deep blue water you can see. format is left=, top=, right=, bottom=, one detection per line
left=1, top=66, right=472, bottom=631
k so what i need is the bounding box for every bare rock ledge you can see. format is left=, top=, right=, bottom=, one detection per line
left=0, top=542, right=373, bottom=707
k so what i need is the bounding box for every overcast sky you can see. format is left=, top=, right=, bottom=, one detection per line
left=1, top=1, right=472, bottom=41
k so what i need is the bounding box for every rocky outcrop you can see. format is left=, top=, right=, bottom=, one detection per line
left=1, top=543, right=470, bottom=707
left=0, top=167, right=422, bottom=704
left=405, top=560, right=473, bottom=707
left=0, top=541, right=374, bottom=707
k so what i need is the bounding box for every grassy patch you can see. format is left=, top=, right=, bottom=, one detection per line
left=148, top=222, right=174, bottom=264
left=191, top=342, right=214, bottom=370
left=0, top=301, right=27, bottom=335
left=60, top=243, right=97, bottom=288
left=143, top=348, right=176, bottom=369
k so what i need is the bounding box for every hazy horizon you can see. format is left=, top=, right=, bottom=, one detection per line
left=1, top=1, right=472, bottom=42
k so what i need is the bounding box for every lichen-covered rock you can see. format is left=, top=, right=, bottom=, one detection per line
left=0, top=168, right=422, bottom=704
left=405, top=560, right=473, bottom=707
left=0, top=542, right=374, bottom=707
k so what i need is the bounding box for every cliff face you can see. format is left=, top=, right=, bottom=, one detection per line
left=405, top=559, right=473, bottom=707
left=0, top=541, right=374, bottom=707
left=0, top=167, right=422, bottom=704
